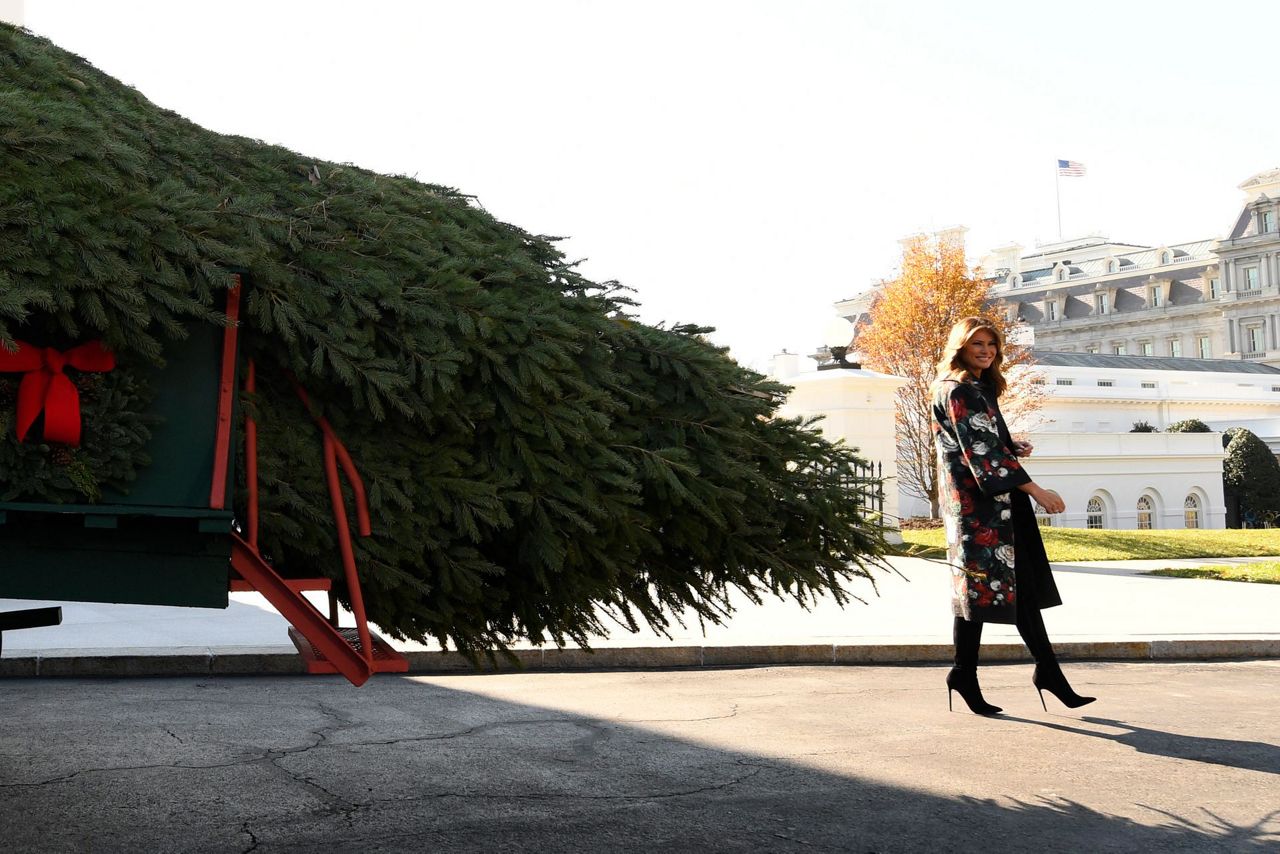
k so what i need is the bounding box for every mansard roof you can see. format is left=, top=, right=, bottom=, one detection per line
left=1239, top=167, right=1280, bottom=193
left=1033, top=351, right=1280, bottom=375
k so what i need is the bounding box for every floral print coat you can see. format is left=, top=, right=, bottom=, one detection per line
left=932, top=376, right=1034, bottom=624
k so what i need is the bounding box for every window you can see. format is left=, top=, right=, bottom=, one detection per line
left=1141, top=381, right=1157, bottom=389
left=1094, top=292, right=1109, bottom=314
left=1159, top=251, right=1171, bottom=264
left=1184, top=494, right=1201, bottom=529
left=1169, top=338, right=1182, bottom=358
left=1112, top=343, right=1127, bottom=355
left=1149, top=287, right=1163, bottom=307
left=1137, top=496, right=1155, bottom=530
left=1107, top=260, right=1118, bottom=273
left=1087, top=496, right=1106, bottom=529
left=1045, top=300, right=1058, bottom=321
left=1209, top=278, right=1222, bottom=299
left=1261, top=210, right=1275, bottom=233
left=1055, top=378, right=1074, bottom=386
left=1138, top=341, right=1153, bottom=356
left=1272, top=386, right=1280, bottom=393
left=1097, top=380, right=1114, bottom=387
left=1243, top=266, right=1260, bottom=292
left=1197, top=335, right=1212, bottom=359
left=1056, top=267, right=1068, bottom=282
left=1244, top=325, right=1264, bottom=355
left=1086, top=344, right=1100, bottom=354
left=1246, top=325, right=1265, bottom=354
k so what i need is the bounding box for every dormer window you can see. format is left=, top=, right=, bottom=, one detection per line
left=1106, top=259, right=1118, bottom=274
left=1209, top=277, right=1222, bottom=299
left=1094, top=292, right=1109, bottom=314
left=1159, top=251, right=1171, bottom=265
left=1055, top=266, right=1068, bottom=282
left=1044, top=299, right=1058, bottom=321
left=1149, top=286, right=1163, bottom=307
left=1261, top=210, right=1276, bottom=233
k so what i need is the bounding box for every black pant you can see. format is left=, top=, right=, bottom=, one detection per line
left=953, top=604, right=1055, bottom=669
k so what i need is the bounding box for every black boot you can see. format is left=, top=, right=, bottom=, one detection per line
left=946, top=666, right=1003, bottom=716
left=1016, top=603, right=1096, bottom=710
left=1032, top=662, right=1096, bottom=711
left=949, top=617, right=1002, bottom=716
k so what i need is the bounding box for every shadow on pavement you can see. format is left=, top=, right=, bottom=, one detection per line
left=1003, top=714, right=1280, bottom=776
left=0, top=675, right=1277, bottom=852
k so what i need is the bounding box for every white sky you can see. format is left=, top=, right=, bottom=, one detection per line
left=19, top=0, right=1280, bottom=370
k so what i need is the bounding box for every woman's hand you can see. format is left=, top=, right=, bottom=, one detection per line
left=1013, top=440, right=1034, bottom=458
left=1035, top=488, right=1065, bottom=514
left=1020, top=483, right=1065, bottom=514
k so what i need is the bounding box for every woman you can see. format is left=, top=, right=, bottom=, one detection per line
left=932, top=316, right=1095, bottom=715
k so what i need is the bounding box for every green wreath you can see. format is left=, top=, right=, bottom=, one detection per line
left=0, top=364, right=155, bottom=504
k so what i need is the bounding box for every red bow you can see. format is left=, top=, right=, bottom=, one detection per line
left=0, top=341, right=116, bottom=447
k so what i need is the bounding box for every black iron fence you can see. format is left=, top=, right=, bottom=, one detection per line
left=849, top=460, right=885, bottom=516
left=812, top=460, right=885, bottom=516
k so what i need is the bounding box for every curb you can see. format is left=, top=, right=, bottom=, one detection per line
left=3, top=638, right=1279, bottom=678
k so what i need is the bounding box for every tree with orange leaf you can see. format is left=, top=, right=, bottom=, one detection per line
left=855, top=234, right=1042, bottom=518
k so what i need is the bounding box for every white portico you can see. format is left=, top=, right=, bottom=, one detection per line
left=771, top=352, right=908, bottom=540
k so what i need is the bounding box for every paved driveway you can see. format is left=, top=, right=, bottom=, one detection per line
left=2, top=662, right=1277, bottom=852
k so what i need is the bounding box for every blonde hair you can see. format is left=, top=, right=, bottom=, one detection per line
left=935, top=316, right=1008, bottom=397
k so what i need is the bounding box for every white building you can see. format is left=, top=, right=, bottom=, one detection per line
left=775, top=346, right=1236, bottom=531
left=838, top=167, right=1280, bottom=370
left=1016, top=351, right=1280, bottom=454
left=816, top=166, right=1280, bottom=529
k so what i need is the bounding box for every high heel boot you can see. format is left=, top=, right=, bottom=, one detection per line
left=950, top=617, right=1001, bottom=715
left=946, top=667, right=1002, bottom=716
left=1032, top=662, right=1096, bottom=711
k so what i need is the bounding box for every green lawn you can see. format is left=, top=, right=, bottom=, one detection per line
left=897, top=527, right=1280, bottom=562
left=1145, top=562, right=1280, bottom=584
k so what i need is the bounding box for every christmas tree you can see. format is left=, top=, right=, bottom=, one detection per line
left=0, top=24, right=888, bottom=654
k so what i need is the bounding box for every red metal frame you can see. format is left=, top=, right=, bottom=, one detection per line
left=209, top=278, right=242, bottom=510
left=291, top=382, right=374, bottom=665
left=228, top=577, right=330, bottom=594
left=230, top=535, right=372, bottom=686
left=244, top=359, right=259, bottom=548
left=223, top=281, right=406, bottom=683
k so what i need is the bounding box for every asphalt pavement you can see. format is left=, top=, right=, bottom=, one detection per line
left=1, top=662, right=1277, bottom=852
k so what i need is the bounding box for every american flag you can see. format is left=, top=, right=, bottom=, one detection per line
left=1057, top=159, right=1086, bottom=177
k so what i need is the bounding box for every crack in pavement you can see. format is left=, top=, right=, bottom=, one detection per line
left=619, top=704, right=741, bottom=724
left=360, top=759, right=772, bottom=804
left=261, top=701, right=367, bottom=822
left=239, top=822, right=260, bottom=854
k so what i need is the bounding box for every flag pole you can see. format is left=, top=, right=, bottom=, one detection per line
left=1055, top=160, right=1062, bottom=241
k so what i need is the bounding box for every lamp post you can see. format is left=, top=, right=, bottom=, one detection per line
left=819, top=317, right=860, bottom=370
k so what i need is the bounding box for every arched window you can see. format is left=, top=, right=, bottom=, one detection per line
left=1184, top=494, right=1201, bottom=529
left=1087, top=496, right=1106, bottom=529
left=1159, top=251, right=1171, bottom=265
left=1136, top=495, right=1154, bottom=530
left=1107, top=259, right=1118, bottom=274
left=1056, top=267, right=1068, bottom=282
